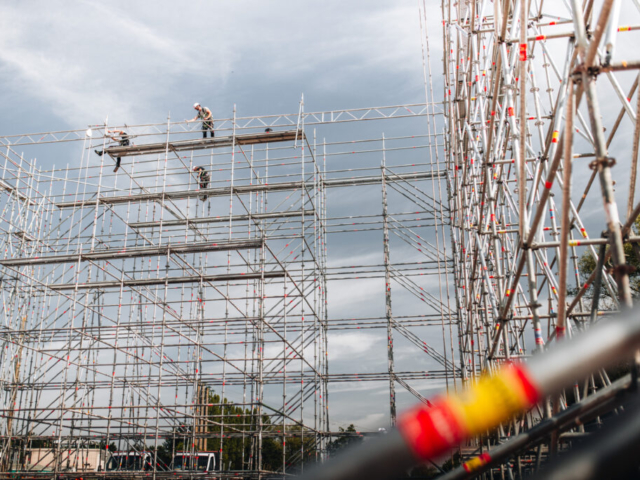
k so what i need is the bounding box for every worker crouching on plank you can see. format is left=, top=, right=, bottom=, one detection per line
left=95, top=129, right=131, bottom=173
left=193, top=166, right=210, bottom=201
left=190, top=103, right=214, bottom=138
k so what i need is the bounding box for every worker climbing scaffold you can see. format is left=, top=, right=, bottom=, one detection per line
left=193, top=166, right=210, bottom=201
left=95, top=129, right=130, bottom=172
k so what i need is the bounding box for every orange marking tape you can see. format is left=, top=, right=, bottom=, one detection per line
left=398, top=364, right=539, bottom=460
left=519, top=43, right=527, bottom=61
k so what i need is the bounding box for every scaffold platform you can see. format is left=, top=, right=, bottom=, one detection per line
left=103, top=129, right=302, bottom=157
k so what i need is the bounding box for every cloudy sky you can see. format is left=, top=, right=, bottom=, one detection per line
left=0, top=1, right=450, bottom=432
left=0, top=1, right=436, bottom=133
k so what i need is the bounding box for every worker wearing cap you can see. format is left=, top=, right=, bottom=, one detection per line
left=193, top=166, right=211, bottom=201
left=189, top=103, right=214, bottom=138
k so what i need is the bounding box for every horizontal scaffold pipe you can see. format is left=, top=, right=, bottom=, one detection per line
left=129, top=209, right=315, bottom=229
left=531, top=235, right=640, bottom=249
left=47, top=270, right=284, bottom=291
left=105, top=129, right=302, bottom=157
left=55, top=171, right=446, bottom=208
left=0, top=179, right=36, bottom=206
left=3, top=370, right=456, bottom=390
left=0, top=239, right=262, bottom=266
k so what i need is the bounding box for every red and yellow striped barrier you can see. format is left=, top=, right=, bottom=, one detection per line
left=398, top=364, right=539, bottom=461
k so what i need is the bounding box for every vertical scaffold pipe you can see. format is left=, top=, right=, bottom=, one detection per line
left=381, top=134, right=397, bottom=426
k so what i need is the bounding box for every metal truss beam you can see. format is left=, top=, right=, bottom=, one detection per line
left=0, top=239, right=262, bottom=266
left=55, top=171, right=445, bottom=209
left=47, top=270, right=285, bottom=291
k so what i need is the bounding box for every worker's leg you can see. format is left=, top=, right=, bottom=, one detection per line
left=205, top=121, right=214, bottom=138
left=114, top=157, right=121, bottom=173
left=202, top=124, right=207, bottom=139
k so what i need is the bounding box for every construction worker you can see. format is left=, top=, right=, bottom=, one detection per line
left=190, top=103, right=214, bottom=138
left=95, top=129, right=130, bottom=173
left=193, top=166, right=210, bottom=201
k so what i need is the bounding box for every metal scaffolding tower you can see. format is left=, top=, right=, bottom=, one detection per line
left=0, top=94, right=454, bottom=478
left=438, top=0, right=640, bottom=476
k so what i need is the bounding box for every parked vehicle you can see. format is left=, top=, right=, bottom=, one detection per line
left=20, top=447, right=107, bottom=473
left=106, top=451, right=168, bottom=473
left=172, top=452, right=217, bottom=473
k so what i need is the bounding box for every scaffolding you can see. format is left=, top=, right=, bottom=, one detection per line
left=439, top=0, right=640, bottom=476
left=11, top=0, right=640, bottom=475
left=0, top=93, right=454, bottom=477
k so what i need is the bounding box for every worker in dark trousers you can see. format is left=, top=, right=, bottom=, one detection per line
left=95, top=129, right=130, bottom=173
left=190, top=103, right=214, bottom=138
left=193, top=166, right=210, bottom=201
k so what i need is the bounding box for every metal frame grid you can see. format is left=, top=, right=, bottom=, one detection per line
left=441, top=0, right=640, bottom=475
left=0, top=91, right=456, bottom=478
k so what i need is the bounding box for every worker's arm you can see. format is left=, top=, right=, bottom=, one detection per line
left=202, top=108, right=212, bottom=120
left=105, top=129, right=124, bottom=140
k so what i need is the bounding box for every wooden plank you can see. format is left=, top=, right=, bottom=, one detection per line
left=104, top=130, right=302, bottom=158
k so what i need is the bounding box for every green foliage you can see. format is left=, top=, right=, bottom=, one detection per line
left=28, top=439, right=50, bottom=448
left=203, top=392, right=250, bottom=469
left=160, top=391, right=316, bottom=473
left=326, top=425, right=363, bottom=456
left=99, top=440, right=118, bottom=453
left=441, top=452, right=462, bottom=471
left=405, top=452, right=461, bottom=479
left=574, top=216, right=640, bottom=301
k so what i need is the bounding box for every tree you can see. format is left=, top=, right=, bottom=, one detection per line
left=572, top=216, right=640, bottom=303
left=326, top=425, right=363, bottom=456
left=140, top=391, right=317, bottom=474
